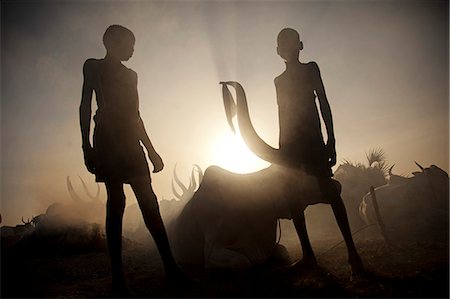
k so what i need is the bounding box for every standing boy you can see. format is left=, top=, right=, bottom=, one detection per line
left=80, top=25, right=188, bottom=295
left=275, top=28, right=362, bottom=272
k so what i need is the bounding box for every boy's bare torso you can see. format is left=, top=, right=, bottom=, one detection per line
left=85, top=59, right=140, bottom=128
left=275, top=62, right=324, bottom=152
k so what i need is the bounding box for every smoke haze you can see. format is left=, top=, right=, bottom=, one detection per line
left=1, top=1, right=448, bottom=225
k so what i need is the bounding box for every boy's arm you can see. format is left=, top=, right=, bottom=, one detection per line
left=137, top=116, right=164, bottom=173
left=134, top=73, right=164, bottom=173
left=312, top=62, right=336, bottom=167
left=79, top=59, right=96, bottom=173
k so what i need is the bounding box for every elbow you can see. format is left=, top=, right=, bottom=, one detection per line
left=79, top=97, right=91, bottom=111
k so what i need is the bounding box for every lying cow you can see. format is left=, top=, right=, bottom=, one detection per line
left=0, top=217, right=35, bottom=239
left=359, top=163, right=449, bottom=241
left=170, top=82, right=362, bottom=273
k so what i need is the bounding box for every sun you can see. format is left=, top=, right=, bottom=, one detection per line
left=210, top=130, right=270, bottom=173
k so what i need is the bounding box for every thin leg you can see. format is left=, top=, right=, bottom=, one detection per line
left=104, top=181, right=128, bottom=292
left=291, top=211, right=317, bottom=266
left=130, top=179, right=182, bottom=277
left=320, top=178, right=363, bottom=273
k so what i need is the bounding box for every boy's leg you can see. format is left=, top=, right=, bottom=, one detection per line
left=130, top=179, right=181, bottom=277
left=105, top=181, right=128, bottom=291
left=319, top=178, right=363, bottom=273
left=291, top=211, right=317, bottom=266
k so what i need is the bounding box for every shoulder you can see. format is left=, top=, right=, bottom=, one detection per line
left=83, top=58, right=99, bottom=68
left=306, top=61, right=322, bottom=81
left=274, top=71, right=286, bottom=86
left=83, top=58, right=100, bottom=75
left=123, top=65, right=138, bottom=80
left=306, top=61, right=320, bottom=73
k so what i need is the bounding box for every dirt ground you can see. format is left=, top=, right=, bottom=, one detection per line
left=2, top=224, right=448, bottom=298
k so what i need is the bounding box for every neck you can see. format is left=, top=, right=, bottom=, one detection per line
left=285, top=59, right=301, bottom=70
left=104, top=53, right=122, bottom=64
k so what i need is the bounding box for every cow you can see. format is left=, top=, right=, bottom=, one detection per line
left=359, top=162, right=449, bottom=241
left=31, top=176, right=105, bottom=234
left=170, top=81, right=363, bottom=274
left=0, top=217, right=36, bottom=239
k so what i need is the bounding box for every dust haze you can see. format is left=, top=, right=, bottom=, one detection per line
left=1, top=1, right=448, bottom=232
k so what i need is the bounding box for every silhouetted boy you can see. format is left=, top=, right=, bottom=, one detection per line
left=275, top=28, right=362, bottom=271
left=80, top=24, right=188, bottom=295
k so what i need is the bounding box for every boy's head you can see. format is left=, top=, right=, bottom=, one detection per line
left=103, top=25, right=135, bottom=61
left=277, top=28, right=303, bottom=62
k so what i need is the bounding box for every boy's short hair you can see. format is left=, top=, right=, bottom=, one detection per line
left=103, top=25, right=135, bottom=51
left=277, top=28, right=301, bottom=48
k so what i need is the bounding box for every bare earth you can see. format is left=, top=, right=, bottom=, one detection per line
left=2, top=227, right=448, bottom=298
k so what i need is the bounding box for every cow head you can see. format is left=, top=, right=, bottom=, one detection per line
left=387, top=165, right=410, bottom=185
left=413, top=162, right=449, bottom=210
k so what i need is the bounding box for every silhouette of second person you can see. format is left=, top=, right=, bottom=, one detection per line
left=275, top=28, right=335, bottom=177
left=275, top=28, right=362, bottom=271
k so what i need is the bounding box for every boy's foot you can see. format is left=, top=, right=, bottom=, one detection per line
left=165, top=268, right=199, bottom=288
left=111, top=274, right=135, bottom=298
left=112, top=283, right=136, bottom=298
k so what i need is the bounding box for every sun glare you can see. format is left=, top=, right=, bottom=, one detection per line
left=210, top=130, right=270, bottom=173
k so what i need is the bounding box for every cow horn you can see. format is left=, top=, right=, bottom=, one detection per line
left=172, top=164, right=187, bottom=200
left=171, top=180, right=183, bottom=200
left=67, top=176, right=84, bottom=202
left=388, top=164, right=395, bottom=176
left=78, top=176, right=100, bottom=201
left=189, top=167, right=197, bottom=192
left=220, top=81, right=283, bottom=165
left=414, top=161, right=424, bottom=171
left=193, top=164, right=203, bottom=184
left=222, top=83, right=237, bottom=133
left=22, top=217, right=31, bottom=225
left=188, top=164, right=203, bottom=193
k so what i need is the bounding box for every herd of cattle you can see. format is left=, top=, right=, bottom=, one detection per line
left=360, top=162, right=449, bottom=241
left=1, top=82, right=448, bottom=271
left=1, top=163, right=448, bottom=269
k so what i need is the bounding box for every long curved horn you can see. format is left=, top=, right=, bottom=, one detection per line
left=189, top=165, right=202, bottom=192
left=171, top=180, right=183, bottom=200
left=172, top=164, right=187, bottom=200
left=388, top=164, right=395, bottom=176
left=414, top=161, right=424, bottom=171
left=220, top=81, right=283, bottom=165
left=193, top=164, right=203, bottom=184
left=222, top=83, right=237, bottom=133
left=78, top=176, right=100, bottom=201
left=188, top=168, right=196, bottom=193
left=67, top=176, right=83, bottom=202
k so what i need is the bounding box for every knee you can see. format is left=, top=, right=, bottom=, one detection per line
left=134, top=185, right=160, bottom=213
left=319, top=178, right=341, bottom=198
left=142, top=203, right=163, bottom=226
left=331, top=179, right=342, bottom=194
left=107, top=192, right=126, bottom=215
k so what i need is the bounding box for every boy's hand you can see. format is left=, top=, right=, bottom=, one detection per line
left=326, top=140, right=336, bottom=167
left=83, top=146, right=96, bottom=174
left=151, top=153, right=164, bottom=173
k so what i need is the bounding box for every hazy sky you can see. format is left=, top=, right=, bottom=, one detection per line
left=1, top=0, right=448, bottom=225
